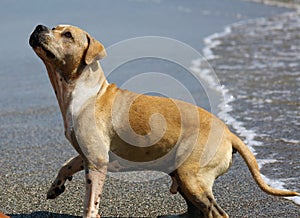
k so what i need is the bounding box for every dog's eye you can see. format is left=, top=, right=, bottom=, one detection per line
left=52, top=27, right=55, bottom=30
left=63, top=31, right=73, bottom=38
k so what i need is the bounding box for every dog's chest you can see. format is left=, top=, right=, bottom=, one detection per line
left=65, top=80, right=100, bottom=140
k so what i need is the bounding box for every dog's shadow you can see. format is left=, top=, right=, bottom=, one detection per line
left=9, top=212, right=120, bottom=218
left=9, top=212, right=80, bottom=218
left=9, top=212, right=185, bottom=218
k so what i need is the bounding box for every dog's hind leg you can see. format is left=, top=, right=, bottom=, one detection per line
left=47, top=155, right=84, bottom=199
left=175, top=168, right=228, bottom=218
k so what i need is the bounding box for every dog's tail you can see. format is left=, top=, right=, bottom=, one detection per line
left=231, top=133, right=299, bottom=197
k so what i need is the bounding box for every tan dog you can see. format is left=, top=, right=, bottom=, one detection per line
left=29, top=24, right=299, bottom=218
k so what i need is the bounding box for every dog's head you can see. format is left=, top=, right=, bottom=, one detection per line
left=29, top=24, right=106, bottom=82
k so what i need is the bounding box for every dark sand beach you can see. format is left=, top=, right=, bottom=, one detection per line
left=0, top=0, right=299, bottom=217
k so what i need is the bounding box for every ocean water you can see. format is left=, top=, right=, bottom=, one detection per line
left=0, top=0, right=287, bottom=113
left=198, top=10, right=300, bottom=205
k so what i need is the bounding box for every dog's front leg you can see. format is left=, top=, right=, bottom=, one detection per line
left=84, top=163, right=108, bottom=218
left=47, top=155, right=84, bottom=199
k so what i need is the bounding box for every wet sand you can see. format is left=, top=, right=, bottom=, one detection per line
left=2, top=157, right=300, bottom=217
left=0, top=0, right=299, bottom=217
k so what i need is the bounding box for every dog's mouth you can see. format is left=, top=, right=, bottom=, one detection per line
left=31, top=40, right=56, bottom=60
left=42, top=45, right=56, bottom=59
left=33, top=43, right=56, bottom=60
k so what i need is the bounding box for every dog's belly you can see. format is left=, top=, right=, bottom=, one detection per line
left=110, top=131, right=178, bottom=162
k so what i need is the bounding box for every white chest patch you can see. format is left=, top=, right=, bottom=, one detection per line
left=66, top=65, right=106, bottom=130
left=70, top=79, right=100, bottom=116
left=64, top=79, right=99, bottom=142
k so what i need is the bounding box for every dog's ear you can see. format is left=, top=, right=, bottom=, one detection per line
left=85, top=33, right=107, bottom=65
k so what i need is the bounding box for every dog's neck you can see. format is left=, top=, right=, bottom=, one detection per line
left=46, top=61, right=108, bottom=134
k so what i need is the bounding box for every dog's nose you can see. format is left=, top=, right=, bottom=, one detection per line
left=29, top=24, right=49, bottom=48
left=35, top=24, right=49, bottom=33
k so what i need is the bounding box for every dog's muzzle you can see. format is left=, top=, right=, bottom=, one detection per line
left=29, top=25, right=56, bottom=59
left=29, top=24, right=49, bottom=48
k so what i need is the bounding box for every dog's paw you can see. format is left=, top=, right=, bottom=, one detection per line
left=46, top=184, right=65, bottom=199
